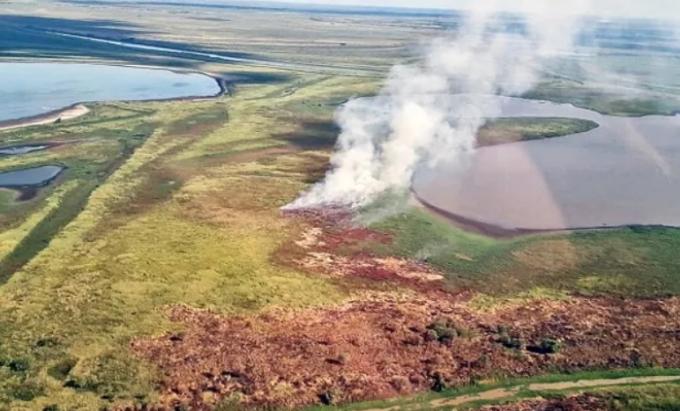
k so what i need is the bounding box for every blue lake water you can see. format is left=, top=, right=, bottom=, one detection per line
left=0, top=165, right=64, bottom=187
left=0, top=63, right=220, bottom=123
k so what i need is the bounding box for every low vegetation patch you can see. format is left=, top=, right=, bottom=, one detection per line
left=477, top=117, right=598, bottom=147
left=362, top=207, right=680, bottom=298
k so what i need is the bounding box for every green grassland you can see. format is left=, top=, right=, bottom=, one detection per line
left=0, top=104, right=157, bottom=284
left=526, top=53, right=680, bottom=116
left=597, top=383, right=680, bottom=411
left=477, top=117, right=599, bottom=146
left=524, top=78, right=680, bottom=117
left=0, top=5, right=424, bottom=74
left=362, top=208, right=680, bottom=298
left=0, top=70, right=383, bottom=408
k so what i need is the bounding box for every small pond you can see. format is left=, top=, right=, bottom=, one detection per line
left=0, top=165, right=64, bottom=188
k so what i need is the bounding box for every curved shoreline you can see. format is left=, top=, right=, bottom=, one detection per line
left=412, top=191, right=678, bottom=239
left=412, top=95, right=680, bottom=237
left=0, top=104, right=90, bottom=132
left=0, top=64, right=227, bottom=132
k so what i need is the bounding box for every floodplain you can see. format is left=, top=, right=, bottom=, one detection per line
left=0, top=1, right=678, bottom=410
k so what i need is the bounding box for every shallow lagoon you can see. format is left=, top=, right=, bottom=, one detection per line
left=413, top=96, right=680, bottom=232
left=0, top=63, right=220, bottom=123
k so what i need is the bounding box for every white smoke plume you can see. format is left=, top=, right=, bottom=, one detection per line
left=285, top=0, right=591, bottom=210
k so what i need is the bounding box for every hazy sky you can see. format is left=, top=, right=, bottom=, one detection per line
left=273, top=0, right=680, bottom=21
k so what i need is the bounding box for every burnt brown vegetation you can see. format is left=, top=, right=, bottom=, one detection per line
left=133, top=294, right=680, bottom=409
left=481, top=394, right=610, bottom=411
left=131, top=211, right=680, bottom=410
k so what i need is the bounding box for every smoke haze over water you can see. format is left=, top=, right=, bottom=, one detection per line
left=285, top=1, right=592, bottom=210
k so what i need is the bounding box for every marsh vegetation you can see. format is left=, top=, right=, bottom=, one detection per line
left=477, top=117, right=598, bottom=147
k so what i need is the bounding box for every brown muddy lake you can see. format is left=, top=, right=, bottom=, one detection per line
left=412, top=96, right=680, bottom=232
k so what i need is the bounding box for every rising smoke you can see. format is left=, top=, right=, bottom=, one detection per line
left=285, top=0, right=591, bottom=210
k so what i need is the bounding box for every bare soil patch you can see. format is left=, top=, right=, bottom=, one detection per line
left=279, top=208, right=444, bottom=288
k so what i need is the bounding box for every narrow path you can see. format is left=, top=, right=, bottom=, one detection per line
left=366, top=374, right=680, bottom=410
left=527, top=375, right=680, bottom=391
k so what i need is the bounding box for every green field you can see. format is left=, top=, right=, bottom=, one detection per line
left=361, top=208, right=680, bottom=298
left=478, top=117, right=599, bottom=146
left=523, top=81, right=680, bottom=117
left=0, top=104, right=157, bottom=283
left=0, top=71, right=383, bottom=408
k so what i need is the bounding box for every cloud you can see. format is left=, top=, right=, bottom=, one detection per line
left=273, top=0, right=680, bottom=22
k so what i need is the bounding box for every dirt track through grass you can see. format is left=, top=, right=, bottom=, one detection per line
left=365, top=374, right=680, bottom=410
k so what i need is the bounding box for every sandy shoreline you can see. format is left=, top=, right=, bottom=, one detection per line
left=0, top=104, right=90, bottom=132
